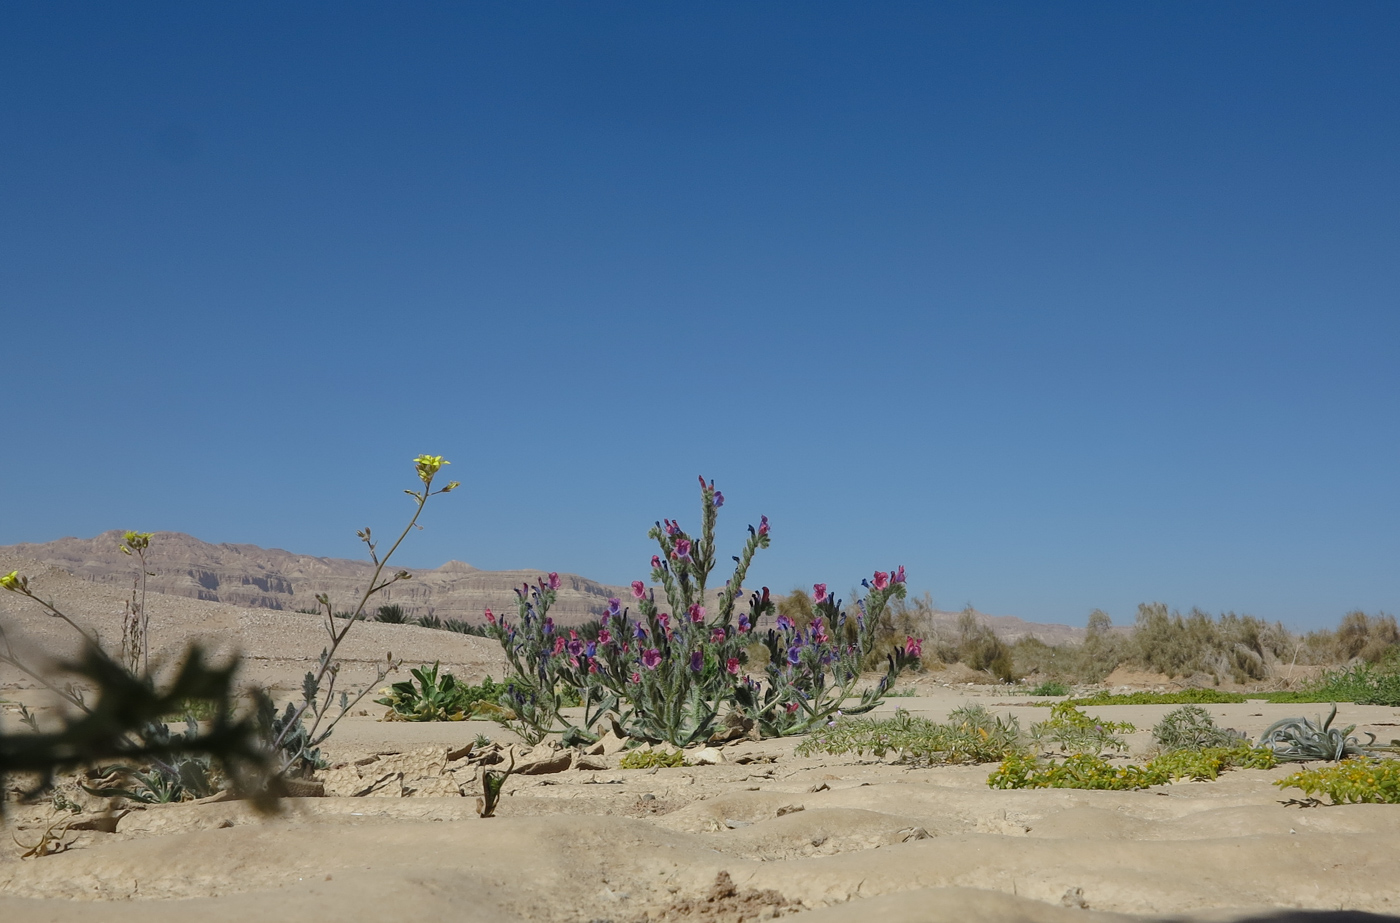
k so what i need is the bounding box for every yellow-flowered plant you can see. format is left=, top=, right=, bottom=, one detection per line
left=119, top=531, right=155, bottom=673
left=1275, top=758, right=1400, bottom=804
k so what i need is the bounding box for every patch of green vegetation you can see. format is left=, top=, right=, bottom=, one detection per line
left=618, top=748, right=687, bottom=769
left=1029, top=702, right=1135, bottom=755
left=1029, top=680, right=1070, bottom=697
left=989, top=743, right=1275, bottom=791
left=375, top=664, right=503, bottom=722
left=796, top=705, right=1023, bottom=766
left=1049, top=689, right=1248, bottom=707
left=1276, top=759, right=1400, bottom=804
left=1153, top=705, right=1245, bottom=752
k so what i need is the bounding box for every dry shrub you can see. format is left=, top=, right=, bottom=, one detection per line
left=1299, top=611, right=1399, bottom=665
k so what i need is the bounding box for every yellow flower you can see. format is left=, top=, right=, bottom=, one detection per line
left=413, top=455, right=449, bottom=483
left=0, top=570, right=24, bottom=592
left=120, top=531, right=153, bottom=554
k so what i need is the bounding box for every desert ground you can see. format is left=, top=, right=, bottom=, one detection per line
left=3, top=560, right=1399, bottom=922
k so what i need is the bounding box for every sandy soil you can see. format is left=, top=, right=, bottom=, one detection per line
left=4, top=565, right=1399, bottom=921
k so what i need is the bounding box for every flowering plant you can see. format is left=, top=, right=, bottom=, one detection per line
left=486, top=477, right=923, bottom=746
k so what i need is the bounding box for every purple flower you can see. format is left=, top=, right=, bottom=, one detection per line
left=688, top=603, right=706, bottom=623
left=631, top=580, right=646, bottom=599
left=607, top=597, right=622, bottom=617
left=544, top=618, right=554, bottom=635
left=635, top=623, right=648, bottom=640
left=664, top=519, right=681, bottom=537
left=738, top=613, right=751, bottom=632
left=894, top=565, right=906, bottom=584
left=714, top=490, right=724, bottom=508
left=567, top=638, right=583, bottom=657
left=812, top=583, right=828, bottom=604
left=776, top=614, right=793, bottom=632
left=787, top=646, right=802, bottom=665
left=710, top=627, right=726, bottom=644
left=585, top=641, right=597, bottom=658
left=548, top=572, right=562, bottom=590
left=642, top=648, right=662, bottom=670
left=811, top=617, right=829, bottom=644
left=657, top=612, right=670, bottom=629
left=690, top=650, right=703, bottom=672
left=904, top=636, right=923, bottom=659
left=672, top=538, right=693, bottom=562
left=757, top=515, right=770, bottom=537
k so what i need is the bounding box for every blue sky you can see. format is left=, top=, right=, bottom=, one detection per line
left=2, top=3, right=1397, bottom=629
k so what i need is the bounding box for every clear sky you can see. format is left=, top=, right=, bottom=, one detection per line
left=2, top=3, right=1397, bottom=630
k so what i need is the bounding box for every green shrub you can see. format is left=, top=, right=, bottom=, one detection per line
left=376, top=664, right=503, bottom=722
left=618, top=748, right=686, bottom=769
left=375, top=604, right=408, bottom=624
left=1153, top=705, right=1245, bottom=752
left=1275, top=759, right=1400, bottom=804
left=1029, top=702, right=1135, bottom=755
left=1029, top=680, right=1069, bottom=697
left=796, top=705, right=1023, bottom=766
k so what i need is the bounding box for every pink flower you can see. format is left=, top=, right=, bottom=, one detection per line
left=672, top=538, right=692, bottom=562
left=784, top=702, right=799, bottom=714
left=589, top=662, right=599, bottom=674
left=631, top=580, right=646, bottom=599
left=726, top=657, right=741, bottom=675
left=553, top=637, right=565, bottom=655
left=688, top=603, right=706, bottom=623
left=642, top=648, right=662, bottom=670
left=894, top=565, right=906, bottom=584
left=812, top=583, right=828, bottom=604
left=630, top=672, right=640, bottom=684
left=548, top=572, right=562, bottom=590
left=657, top=612, right=670, bottom=629
left=872, top=571, right=890, bottom=590
left=811, top=617, right=829, bottom=644
left=484, top=608, right=496, bottom=625
left=905, top=636, right=923, bottom=659
left=757, top=515, right=770, bottom=537
left=598, top=628, right=612, bottom=645
left=664, top=519, right=681, bottom=537
left=651, top=555, right=662, bottom=569
left=710, top=628, right=726, bottom=644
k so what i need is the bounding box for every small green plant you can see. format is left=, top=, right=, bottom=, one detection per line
left=477, top=749, right=515, bottom=817
left=1275, top=759, right=1400, bottom=804
left=376, top=664, right=502, bottom=722
left=1153, top=705, right=1245, bottom=752
left=1030, top=680, right=1069, bottom=697
left=1029, top=702, right=1135, bottom=755
left=796, top=705, right=1023, bottom=766
left=375, top=604, right=408, bottom=624
left=1259, top=704, right=1375, bottom=762
left=618, top=748, right=687, bottom=769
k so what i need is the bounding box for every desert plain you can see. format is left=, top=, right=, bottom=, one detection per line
left=3, top=555, right=1399, bottom=923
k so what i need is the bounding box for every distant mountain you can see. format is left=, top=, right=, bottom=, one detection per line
left=0, top=531, right=627, bottom=625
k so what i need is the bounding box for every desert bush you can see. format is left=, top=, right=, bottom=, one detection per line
left=1133, top=604, right=1290, bottom=683
left=1298, top=611, right=1399, bottom=665
left=1275, top=759, right=1400, bottom=804
left=796, top=705, right=1023, bottom=765
left=1259, top=705, right=1375, bottom=762
left=1029, top=680, right=1070, bottom=697
left=1152, top=705, right=1245, bottom=752
left=443, top=619, right=490, bottom=636
left=1029, top=703, right=1135, bottom=756
left=618, top=748, right=687, bottom=769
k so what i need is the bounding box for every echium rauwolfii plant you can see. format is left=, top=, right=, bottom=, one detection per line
left=734, top=569, right=920, bottom=736
left=487, top=477, right=923, bottom=746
